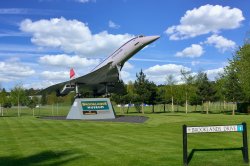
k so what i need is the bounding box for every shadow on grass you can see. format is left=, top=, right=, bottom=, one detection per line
left=222, top=111, right=248, bottom=116
left=163, top=114, right=183, bottom=116
left=0, top=150, right=83, bottom=166
left=188, top=147, right=243, bottom=164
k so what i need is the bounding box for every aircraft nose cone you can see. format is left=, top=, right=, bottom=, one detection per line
left=151, top=35, right=160, bottom=41
left=143, top=35, right=160, bottom=45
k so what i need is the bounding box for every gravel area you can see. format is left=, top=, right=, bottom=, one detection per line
left=39, top=115, right=148, bottom=123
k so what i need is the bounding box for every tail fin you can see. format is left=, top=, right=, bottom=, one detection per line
left=70, top=68, right=75, bottom=79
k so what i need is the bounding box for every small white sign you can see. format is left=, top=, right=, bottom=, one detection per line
left=187, top=125, right=243, bottom=134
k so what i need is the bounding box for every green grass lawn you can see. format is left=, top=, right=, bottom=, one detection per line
left=0, top=105, right=249, bottom=165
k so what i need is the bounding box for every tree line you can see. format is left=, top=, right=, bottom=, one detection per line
left=0, top=43, right=249, bottom=114
left=111, top=43, right=250, bottom=114
left=0, top=85, right=74, bottom=111
left=111, top=69, right=217, bottom=113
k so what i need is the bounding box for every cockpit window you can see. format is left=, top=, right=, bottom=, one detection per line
left=139, top=35, right=144, bottom=38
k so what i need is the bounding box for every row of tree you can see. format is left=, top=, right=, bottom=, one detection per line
left=111, top=43, right=250, bottom=114
left=0, top=85, right=75, bottom=109
left=1, top=44, right=249, bottom=115
left=0, top=85, right=39, bottom=116
left=111, top=69, right=217, bottom=113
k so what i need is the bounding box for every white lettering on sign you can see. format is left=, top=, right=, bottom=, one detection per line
left=187, top=125, right=243, bottom=134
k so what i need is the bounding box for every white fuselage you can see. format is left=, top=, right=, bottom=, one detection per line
left=92, top=35, right=160, bottom=72
left=59, top=35, right=159, bottom=96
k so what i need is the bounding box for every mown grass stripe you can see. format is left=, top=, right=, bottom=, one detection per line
left=1, top=113, right=250, bottom=165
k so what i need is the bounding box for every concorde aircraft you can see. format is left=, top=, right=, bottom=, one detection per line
left=40, top=35, right=160, bottom=97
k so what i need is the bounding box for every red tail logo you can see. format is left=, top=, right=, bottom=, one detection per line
left=70, top=68, right=75, bottom=79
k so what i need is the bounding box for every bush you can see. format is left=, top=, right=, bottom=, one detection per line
left=3, top=101, right=12, bottom=108
left=237, top=102, right=250, bottom=113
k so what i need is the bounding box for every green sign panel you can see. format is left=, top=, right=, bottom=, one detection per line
left=81, top=101, right=109, bottom=111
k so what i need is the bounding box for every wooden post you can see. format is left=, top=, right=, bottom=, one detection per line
left=52, top=104, right=54, bottom=116
left=172, top=96, right=174, bottom=112
left=142, top=103, right=144, bottom=114
left=242, top=122, right=249, bottom=163
left=232, top=101, right=235, bottom=115
left=183, top=125, right=188, bottom=166
left=185, top=92, right=188, bottom=114
left=0, top=104, right=2, bottom=116
left=122, top=104, right=124, bottom=115
left=57, top=102, right=59, bottom=116
left=206, top=102, right=209, bottom=114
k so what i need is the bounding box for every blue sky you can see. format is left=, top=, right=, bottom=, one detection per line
left=0, top=0, right=249, bottom=90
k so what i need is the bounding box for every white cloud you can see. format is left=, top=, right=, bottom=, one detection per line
left=23, top=81, right=55, bottom=90
left=204, top=34, right=236, bottom=52
left=75, top=0, right=95, bottom=3
left=0, top=44, right=48, bottom=53
left=176, top=44, right=204, bottom=58
left=165, top=4, right=244, bottom=40
left=39, top=54, right=100, bottom=68
left=0, top=61, right=35, bottom=82
left=0, top=8, right=57, bottom=16
left=0, top=30, right=27, bottom=37
left=0, top=8, right=28, bottom=14
left=108, top=20, right=120, bottom=29
left=41, top=71, right=68, bottom=80
left=20, top=17, right=133, bottom=57
left=120, top=70, right=131, bottom=83
left=144, top=64, right=191, bottom=84
left=205, top=67, right=224, bottom=81
left=145, top=64, right=191, bottom=76
left=191, top=61, right=200, bottom=66
left=144, top=64, right=224, bottom=84
left=122, top=62, right=134, bottom=70
left=119, top=62, right=135, bottom=83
